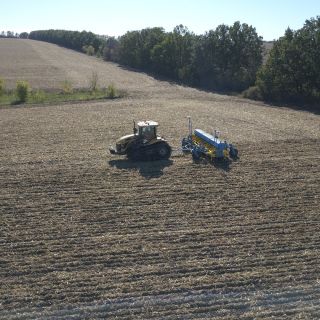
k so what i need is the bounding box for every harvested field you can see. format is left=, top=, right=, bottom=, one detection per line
left=0, top=38, right=176, bottom=96
left=0, top=39, right=320, bottom=319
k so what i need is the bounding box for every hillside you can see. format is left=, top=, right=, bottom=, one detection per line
left=0, top=38, right=168, bottom=94
left=0, top=39, right=319, bottom=319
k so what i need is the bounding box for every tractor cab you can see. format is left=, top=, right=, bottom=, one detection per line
left=136, top=121, right=158, bottom=141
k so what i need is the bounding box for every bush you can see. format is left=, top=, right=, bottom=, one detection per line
left=88, top=71, right=99, bottom=92
left=242, top=86, right=263, bottom=100
left=61, top=80, right=73, bottom=94
left=82, top=45, right=95, bottom=56
left=31, top=89, right=46, bottom=103
left=0, top=78, right=5, bottom=96
left=106, top=84, right=117, bottom=98
left=16, top=80, right=30, bottom=102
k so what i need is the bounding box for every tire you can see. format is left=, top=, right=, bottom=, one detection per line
left=192, top=148, right=201, bottom=161
left=229, top=147, right=238, bottom=159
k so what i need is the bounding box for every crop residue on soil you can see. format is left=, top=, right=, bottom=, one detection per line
left=0, top=39, right=320, bottom=319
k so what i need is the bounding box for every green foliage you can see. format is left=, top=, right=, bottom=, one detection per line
left=19, top=32, right=29, bottom=39
left=30, top=89, right=46, bottom=103
left=83, top=45, right=95, bottom=56
left=16, top=80, right=30, bottom=102
left=61, top=80, right=73, bottom=94
left=151, top=25, right=196, bottom=83
left=118, top=27, right=166, bottom=70
left=106, top=84, right=116, bottom=98
left=194, top=22, right=263, bottom=91
left=88, top=71, right=99, bottom=92
left=0, top=78, right=5, bottom=96
left=256, top=16, right=320, bottom=104
left=117, top=23, right=262, bottom=92
left=242, top=86, right=263, bottom=100
left=29, top=29, right=106, bottom=55
left=0, top=83, right=124, bottom=106
left=103, top=37, right=119, bottom=61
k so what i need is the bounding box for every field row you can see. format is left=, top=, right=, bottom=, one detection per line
left=1, top=138, right=319, bottom=318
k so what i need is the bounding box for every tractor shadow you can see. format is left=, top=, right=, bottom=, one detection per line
left=108, top=159, right=173, bottom=179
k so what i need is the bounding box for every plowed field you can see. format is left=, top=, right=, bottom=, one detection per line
left=0, top=39, right=320, bottom=319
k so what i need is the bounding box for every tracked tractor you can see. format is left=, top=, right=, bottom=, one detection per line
left=109, top=120, right=172, bottom=161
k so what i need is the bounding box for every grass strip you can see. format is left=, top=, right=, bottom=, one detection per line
left=0, top=87, right=124, bottom=106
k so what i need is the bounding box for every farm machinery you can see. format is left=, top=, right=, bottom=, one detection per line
left=109, top=117, right=238, bottom=162
left=181, top=117, right=238, bottom=161
left=109, top=120, right=172, bottom=161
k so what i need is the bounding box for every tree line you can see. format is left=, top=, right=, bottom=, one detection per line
left=105, top=22, right=263, bottom=92
left=255, top=16, right=320, bottom=105
left=2, top=16, right=319, bottom=107
left=104, top=17, right=320, bottom=106
left=0, top=31, right=20, bottom=38
left=28, top=29, right=107, bottom=56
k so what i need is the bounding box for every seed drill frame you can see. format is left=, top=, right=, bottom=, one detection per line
left=181, top=117, right=238, bottom=161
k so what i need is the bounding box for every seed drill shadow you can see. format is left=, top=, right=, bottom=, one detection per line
left=108, top=159, right=173, bottom=178
left=193, top=157, right=234, bottom=172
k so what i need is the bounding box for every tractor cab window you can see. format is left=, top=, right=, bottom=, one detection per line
left=139, top=126, right=156, bottom=140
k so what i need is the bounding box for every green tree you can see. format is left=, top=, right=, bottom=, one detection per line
left=118, top=31, right=141, bottom=68
left=257, top=17, right=320, bottom=104
left=103, top=37, right=119, bottom=61
left=118, top=28, right=165, bottom=70
left=83, top=45, right=95, bottom=55
left=16, top=81, right=30, bottom=102
left=138, top=27, right=166, bottom=70
left=105, top=22, right=262, bottom=91
left=29, top=29, right=106, bottom=55
left=194, top=22, right=263, bottom=91
left=106, top=84, right=117, bottom=98
left=19, top=32, right=29, bottom=39
left=88, top=71, right=99, bottom=91
left=228, top=22, right=263, bottom=90
left=151, top=33, right=178, bottom=78
left=151, top=25, right=196, bottom=83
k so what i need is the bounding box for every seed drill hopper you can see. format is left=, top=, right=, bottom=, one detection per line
left=182, top=117, right=238, bottom=161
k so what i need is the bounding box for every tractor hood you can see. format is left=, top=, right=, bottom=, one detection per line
left=116, top=133, right=136, bottom=144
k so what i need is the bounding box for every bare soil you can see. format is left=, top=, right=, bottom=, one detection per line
left=0, top=39, right=319, bottom=319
